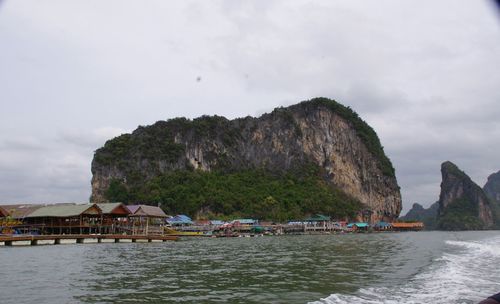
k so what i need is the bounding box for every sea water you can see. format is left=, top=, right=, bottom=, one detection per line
left=0, top=231, right=498, bottom=304
left=311, top=232, right=500, bottom=304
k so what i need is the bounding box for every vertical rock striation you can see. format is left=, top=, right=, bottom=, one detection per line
left=437, top=161, right=494, bottom=230
left=91, top=98, right=402, bottom=221
left=484, top=170, right=500, bottom=203
left=483, top=170, right=500, bottom=227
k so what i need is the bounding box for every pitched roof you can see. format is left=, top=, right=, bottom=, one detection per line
left=0, top=206, right=9, bottom=217
left=2, top=204, right=43, bottom=219
left=392, top=222, right=424, bottom=228
left=126, top=205, right=141, bottom=214
left=347, top=222, right=369, bottom=228
left=97, top=203, right=130, bottom=215
left=231, top=219, right=257, bottom=225
left=127, top=205, right=168, bottom=217
left=27, top=204, right=102, bottom=218
left=210, top=220, right=225, bottom=225
left=305, top=214, right=331, bottom=221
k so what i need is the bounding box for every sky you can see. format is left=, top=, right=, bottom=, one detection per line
left=0, top=0, right=499, bottom=213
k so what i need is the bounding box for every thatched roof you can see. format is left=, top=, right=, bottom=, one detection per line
left=127, top=205, right=167, bottom=218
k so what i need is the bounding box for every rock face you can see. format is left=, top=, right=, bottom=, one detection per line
left=437, top=161, right=494, bottom=230
left=483, top=170, right=500, bottom=227
left=400, top=202, right=439, bottom=229
left=91, top=98, right=402, bottom=222
left=484, top=170, right=500, bottom=203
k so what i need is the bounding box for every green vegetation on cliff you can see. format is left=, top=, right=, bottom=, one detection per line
left=400, top=202, right=439, bottom=230
left=94, top=126, right=184, bottom=170
left=105, top=167, right=362, bottom=221
left=95, top=98, right=395, bottom=178
left=437, top=198, right=485, bottom=230
left=437, top=161, right=496, bottom=230
left=93, top=97, right=399, bottom=220
left=484, top=170, right=500, bottom=228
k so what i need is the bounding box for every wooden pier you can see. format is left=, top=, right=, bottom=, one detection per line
left=0, top=234, right=178, bottom=246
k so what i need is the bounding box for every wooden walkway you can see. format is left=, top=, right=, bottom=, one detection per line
left=0, top=234, right=178, bottom=246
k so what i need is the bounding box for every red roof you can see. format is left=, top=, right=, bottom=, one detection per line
left=392, top=222, right=424, bottom=228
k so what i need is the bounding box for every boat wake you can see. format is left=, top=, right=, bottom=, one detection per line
left=309, top=236, right=500, bottom=304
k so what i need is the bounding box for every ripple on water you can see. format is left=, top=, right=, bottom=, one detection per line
left=1, top=231, right=499, bottom=304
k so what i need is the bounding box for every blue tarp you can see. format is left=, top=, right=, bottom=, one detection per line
left=231, top=219, right=257, bottom=225
left=167, top=214, right=193, bottom=225
left=210, top=220, right=225, bottom=225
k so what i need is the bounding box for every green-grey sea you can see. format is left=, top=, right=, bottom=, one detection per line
left=1, top=231, right=499, bottom=304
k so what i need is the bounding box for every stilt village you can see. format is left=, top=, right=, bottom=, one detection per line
left=0, top=202, right=424, bottom=247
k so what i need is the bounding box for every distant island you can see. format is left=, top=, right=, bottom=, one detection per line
left=401, top=162, right=500, bottom=230
left=91, top=97, right=402, bottom=223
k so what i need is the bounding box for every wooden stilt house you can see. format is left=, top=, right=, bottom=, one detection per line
left=97, top=203, right=131, bottom=234
left=391, top=222, right=424, bottom=231
left=24, top=204, right=102, bottom=235
left=126, top=205, right=168, bottom=235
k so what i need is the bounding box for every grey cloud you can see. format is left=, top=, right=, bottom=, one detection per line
left=57, top=127, right=129, bottom=150
left=0, top=137, right=46, bottom=151
left=0, top=1, right=499, bottom=214
left=0, top=127, right=126, bottom=203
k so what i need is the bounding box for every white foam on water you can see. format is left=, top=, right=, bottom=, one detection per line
left=309, top=236, right=500, bottom=304
left=446, top=240, right=500, bottom=258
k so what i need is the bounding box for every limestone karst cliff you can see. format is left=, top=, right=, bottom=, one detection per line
left=437, top=161, right=495, bottom=230
left=91, top=98, right=402, bottom=221
left=484, top=170, right=500, bottom=203
left=483, top=170, right=500, bottom=227
left=400, top=202, right=439, bottom=229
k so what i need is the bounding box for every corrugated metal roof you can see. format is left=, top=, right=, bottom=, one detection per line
left=167, top=214, right=193, bottom=224
left=392, top=222, right=424, bottom=228
left=126, top=205, right=141, bottom=214
left=231, top=219, right=257, bottom=225
left=27, top=204, right=102, bottom=218
left=210, top=220, right=225, bottom=225
left=347, top=222, right=369, bottom=228
left=97, top=203, right=130, bottom=215
left=305, top=214, right=331, bottom=222
left=2, top=204, right=43, bottom=219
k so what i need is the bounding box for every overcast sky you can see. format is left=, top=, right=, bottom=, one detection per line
left=1, top=0, right=499, bottom=213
